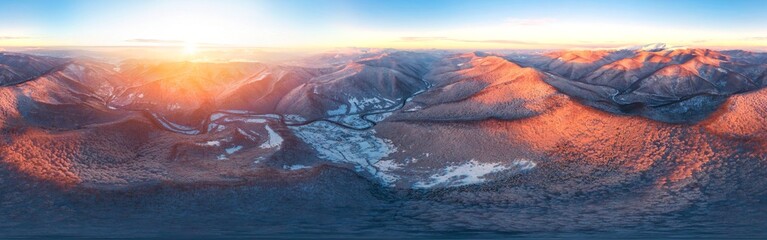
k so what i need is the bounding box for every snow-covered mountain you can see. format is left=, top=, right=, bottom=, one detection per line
left=1, top=47, right=767, bottom=192
left=619, top=42, right=679, bottom=51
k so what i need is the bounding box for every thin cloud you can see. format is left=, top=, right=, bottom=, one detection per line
left=125, top=38, right=185, bottom=44
left=399, top=37, right=451, bottom=42
left=399, top=36, right=640, bottom=49
left=0, top=36, right=32, bottom=40
left=125, top=39, right=227, bottom=47
left=505, top=18, right=557, bottom=26
left=565, top=43, right=635, bottom=49
left=400, top=36, right=539, bottom=45
left=457, top=39, right=541, bottom=45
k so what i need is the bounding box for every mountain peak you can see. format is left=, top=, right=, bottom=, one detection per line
left=619, top=43, right=686, bottom=52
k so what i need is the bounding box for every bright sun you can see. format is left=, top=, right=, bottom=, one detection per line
left=183, top=42, right=198, bottom=55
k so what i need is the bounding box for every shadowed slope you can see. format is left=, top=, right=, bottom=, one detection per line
left=276, top=51, right=438, bottom=124
left=0, top=52, right=69, bottom=86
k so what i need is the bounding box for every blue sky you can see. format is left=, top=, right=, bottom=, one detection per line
left=0, top=0, right=765, bottom=49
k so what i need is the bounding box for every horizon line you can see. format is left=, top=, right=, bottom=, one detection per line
left=1, top=44, right=765, bottom=53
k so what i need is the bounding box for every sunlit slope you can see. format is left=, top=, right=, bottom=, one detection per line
left=511, top=48, right=767, bottom=122
left=0, top=48, right=765, bottom=193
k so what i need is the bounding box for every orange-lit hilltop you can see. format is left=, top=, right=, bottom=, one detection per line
left=1, top=45, right=767, bottom=230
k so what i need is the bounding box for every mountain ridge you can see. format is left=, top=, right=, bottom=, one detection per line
left=1, top=48, right=766, bottom=191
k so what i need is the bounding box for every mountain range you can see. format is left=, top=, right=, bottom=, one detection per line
left=1, top=47, right=767, bottom=233
left=2, top=46, right=767, bottom=188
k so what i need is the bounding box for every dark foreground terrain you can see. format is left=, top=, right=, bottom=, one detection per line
left=1, top=46, right=767, bottom=238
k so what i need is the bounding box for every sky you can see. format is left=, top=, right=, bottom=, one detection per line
left=0, top=0, right=766, bottom=50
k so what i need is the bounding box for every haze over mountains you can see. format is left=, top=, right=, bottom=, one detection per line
left=1, top=45, right=767, bottom=235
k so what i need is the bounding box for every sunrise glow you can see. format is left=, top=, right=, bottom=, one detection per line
left=3, top=1, right=767, bottom=238
left=182, top=42, right=198, bottom=55
left=0, top=0, right=765, bottom=51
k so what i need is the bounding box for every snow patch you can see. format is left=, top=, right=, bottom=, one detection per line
left=373, top=159, right=404, bottom=183
left=210, top=113, right=226, bottom=121
left=290, top=121, right=399, bottom=185
left=327, top=104, right=348, bottom=115
left=404, top=105, right=423, bottom=112
left=364, top=112, right=393, bottom=123
left=413, top=160, right=510, bottom=188
left=244, top=118, right=267, bottom=123
left=253, top=156, right=266, bottom=164
left=284, top=114, right=307, bottom=123
left=283, top=165, right=312, bottom=171
left=237, top=128, right=259, bottom=142
left=512, top=159, right=537, bottom=171
left=225, top=145, right=243, bottom=154
left=259, top=125, right=283, bottom=149
left=347, top=97, right=388, bottom=113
